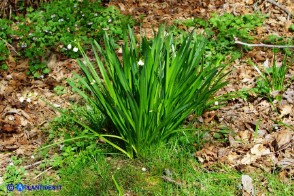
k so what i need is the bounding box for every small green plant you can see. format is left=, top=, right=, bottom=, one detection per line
left=27, top=60, right=50, bottom=78
left=172, top=13, right=266, bottom=64
left=2, top=156, right=26, bottom=184
left=289, top=24, right=294, bottom=32
left=53, top=85, right=66, bottom=95
left=264, top=35, right=284, bottom=44
left=175, top=14, right=265, bottom=48
left=250, top=57, right=289, bottom=100
left=19, top=0, right=132, bottom=59
left=209, top=13, right=264, bottom=41
left=0, top=38, right=10, bottom=65
left=1, top=63, right=8, bottom=70
left=66, top=26, right=228, bottom=158
left=39, top=102, right=107, bottom=174
left=263, top=35, right=293, bottom=56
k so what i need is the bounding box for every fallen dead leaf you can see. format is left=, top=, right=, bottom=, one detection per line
left=274, top=129, right=293, bottom=149
left=202, top=111, right=216, bottom=124
left=278, top=170, right=290, bottom=183
left=240, top=153, right=258, bottom=165
left=239, top=129, right=253, bottom=143
left=242, top=175, right=255, bottom=196
left=47, top=54, right=57, bottom=70
left=16, top=59, right=29, bottom=71
left=250, top=144, right=271, bottom=156
left=283, top=88, right=294, bottom=104
left=227, top=152, right=239, bottom=164
left=118, top=3, right=126, bottom=12
left=2, top=124, right=15, bottom=132
left=279, top=104, right=293, bottom=118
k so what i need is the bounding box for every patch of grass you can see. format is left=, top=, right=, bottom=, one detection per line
left=33, top=132, right=237, bottom=195
left=250, top=170, right=293, bottom=195
left=22, top=130, right=292, bottom=196
left=52, top=150, right=108, bottom=195
left=43, top=103, right=107, bottom=160
left=9, top=101, right=289, bottom=196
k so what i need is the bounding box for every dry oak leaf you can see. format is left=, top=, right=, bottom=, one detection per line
left=195, top=145, right=217, bottom=163
left=240, top=153, right=258, bottom=165
left=202, top=111, right=216, bottom=124
left=278, top=170, right=291, bottom=183
left=2, top=124, right=15, bottom=132
left=283, top=89, right=294, bottom=104
left=278, top=100, right=294, bottom=118
left=240, top=144, right=270, bottom=165
left=238, top=129, right=253, bottom=142
left=250, top=144, right=271, bottom=156
left=15, top=145, right=36, bottom=156
left=278, top=104, right=293, bottom=118
left=229, top=134, right=240, bottom=148
left=227, top=152, right=239, bottom=164
left=274, top=129, right=293, bottom=149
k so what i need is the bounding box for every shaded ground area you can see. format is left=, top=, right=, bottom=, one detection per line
left=0, top=0, right=293, bottom=184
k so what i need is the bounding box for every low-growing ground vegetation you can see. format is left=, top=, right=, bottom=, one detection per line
left=0, top=0, right=293, bottom=195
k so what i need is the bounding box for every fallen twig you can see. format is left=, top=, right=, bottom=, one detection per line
left=0, top=37, right=20, bottom=56
left=33, top=167, right=52, bottom=180
left=266, top=0, right=293, bottom=19
left=234, top=37, right=294, bottom=48
left=24, top=160, right=44, bottom=170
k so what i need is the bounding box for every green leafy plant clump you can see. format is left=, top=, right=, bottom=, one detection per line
left=174, top=13, right=265, bottom=41
left=0, top=18, right=13, bottom=64
left=2, top=156, right=26, bottom=184
left=250, top=57, right=290, bottom=101
left=68, top=26, right=228, bottom=158
left=172, top=13, right=266, bottom=62
left=0, top=0, right=134, bottom=77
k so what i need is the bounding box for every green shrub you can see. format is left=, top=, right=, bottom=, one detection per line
left=68, top=26, right=228, bottom=158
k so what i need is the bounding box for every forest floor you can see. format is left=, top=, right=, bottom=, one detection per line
left=0, top=0, right=293, bottom=194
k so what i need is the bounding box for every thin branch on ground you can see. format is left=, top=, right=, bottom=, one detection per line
left=266, top=0, right=293, bottom=19
left=0, top=37, right=20, bottom=56
left=24, top=160, right=44, bottom=170
left=33, top=167, right=52, bottom=180
left=234, top=37, right=294, bottom=48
